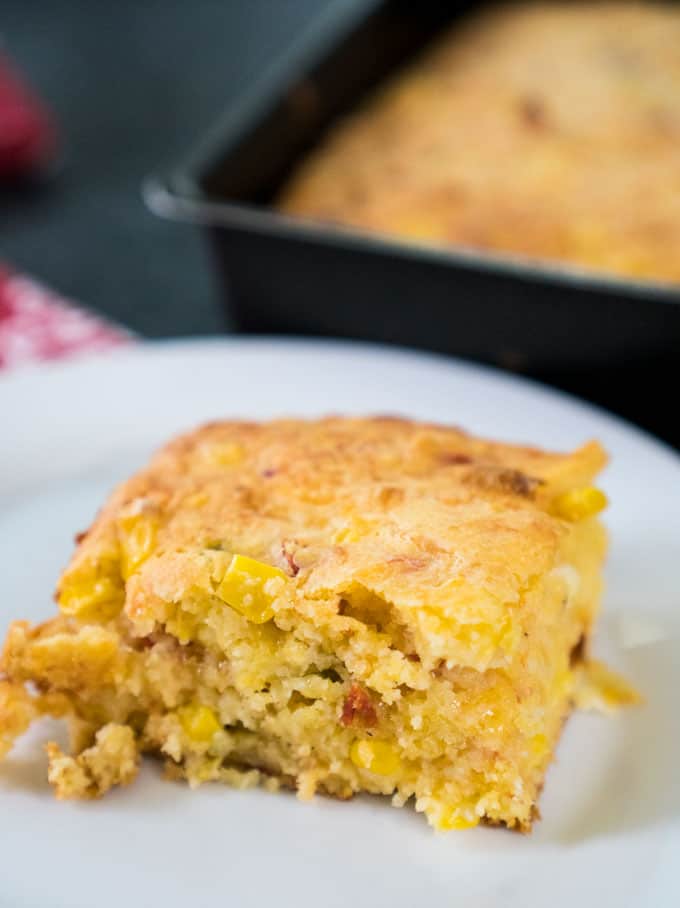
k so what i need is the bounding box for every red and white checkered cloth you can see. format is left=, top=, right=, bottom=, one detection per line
left=0, top=264, right=133, bottom=372
left=0, top=57, right=131, bottom=371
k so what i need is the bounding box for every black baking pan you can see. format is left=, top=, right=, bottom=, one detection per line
left=146, top=0, right=680, bottom=446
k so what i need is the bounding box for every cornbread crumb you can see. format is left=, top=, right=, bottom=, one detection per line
left=46, top=724, right=139, bottom=799
left=0, top=680, right=37, bottom=758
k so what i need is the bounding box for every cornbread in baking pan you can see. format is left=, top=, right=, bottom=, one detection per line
left=279, top=2, right=680, bottom=284
left=0, top=417, right=630, bottom=830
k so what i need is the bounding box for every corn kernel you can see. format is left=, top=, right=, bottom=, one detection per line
left=168, top=609, right=197, bottom=645
left=573, top=659, right=642, bottom=712
left=178, top=704, right=222, bottom=743
left=438, top=808, right=480, bottom=831
left=332, top=517, right=374, bottom=545
left=207, top=442, right=244, bottom=466
left=530, top=733, right=548, bottom=756
left=58, top=570, right=124, bottom=620
left=184, top=491, right=209, bottom=508
left=550, top=486, right=607, bottom=521
left=553, top=667, right=573, bottom=700
left=117, top=512, right=158, bottom=579
left=350, top=739, right=402, bottom=776
left=216, top=554, right=287, bottom=624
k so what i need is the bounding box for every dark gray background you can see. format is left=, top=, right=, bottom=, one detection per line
left=1, top=0, right=334, bottom=337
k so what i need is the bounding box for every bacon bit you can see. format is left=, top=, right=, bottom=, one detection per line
left=499, top=469, right=542, bottom=497
left=281, top=542, right=300, bottom=577
left=519, top=96, right=548, bottom=129
left=261, top=468, right=277, bottom=478
left=465, top=465, right=542, bottom=498
left=341, top=683, right=377, bottom=728
left=387, top=555, right=427, bottom=572
left=438, top=451, right=473, bottom=465
left=74, top=529, right=89, bottom=545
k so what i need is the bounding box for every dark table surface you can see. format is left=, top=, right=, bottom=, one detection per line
left=1, top=0, right=335, bottom=337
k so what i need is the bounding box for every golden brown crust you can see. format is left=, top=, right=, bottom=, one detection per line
left=66, top=417, right=605, bottom=641
left=280, top=2, right=680, bottom=284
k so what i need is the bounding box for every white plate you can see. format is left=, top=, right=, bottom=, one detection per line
left=1, top=338, right=678, bottom=908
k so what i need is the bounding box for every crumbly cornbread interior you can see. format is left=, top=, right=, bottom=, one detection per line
left=0, top=417, right=632, bottom=830
left=279, top=2, right=680, bottom=284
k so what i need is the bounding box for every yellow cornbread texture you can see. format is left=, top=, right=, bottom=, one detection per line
left=1, top=417, right=612, bottom=830
left=279, top=2, right=680, bottom=285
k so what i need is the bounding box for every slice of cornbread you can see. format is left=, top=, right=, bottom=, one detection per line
left=0, top=417, right=613, bottom=830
